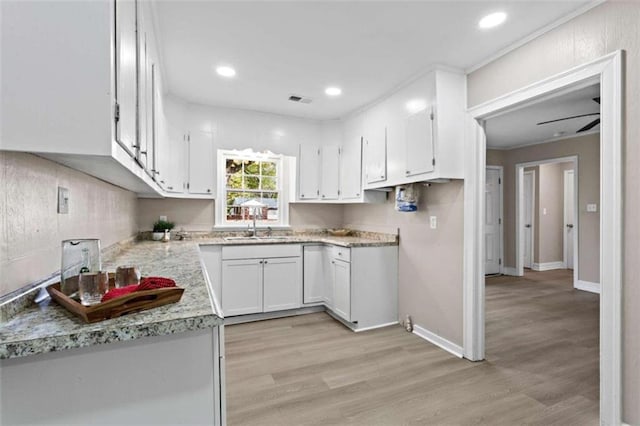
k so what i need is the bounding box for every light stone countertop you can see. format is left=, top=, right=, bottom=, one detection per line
left=0, top=232, right=398, bottom=360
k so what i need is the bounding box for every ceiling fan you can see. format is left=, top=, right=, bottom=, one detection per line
left=536, top=96, right=600, bottom=133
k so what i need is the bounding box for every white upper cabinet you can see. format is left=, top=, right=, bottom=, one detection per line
left=0, top=0, right=163, bottom=196
left=363, top=105, right=388, bottom=185
left=405, top=109, right=435, bottom=177
left=320, top=145, right=340, bottom=200
left=115, top=0, right=138, bottom=157
left=298, top=145, right=321, bottom=200
left=355, top=69, right=465, bottom=189
left=340, top=119, right=364, bottom=200
left=188, top=131, right=215, bottom=195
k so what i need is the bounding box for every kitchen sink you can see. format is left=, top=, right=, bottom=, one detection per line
left=223, top=236, right=296, bottom=242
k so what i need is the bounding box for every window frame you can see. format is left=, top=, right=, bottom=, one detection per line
left=215, top=149, right=290, bottom=228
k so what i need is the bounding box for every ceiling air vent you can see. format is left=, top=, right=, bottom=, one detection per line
left=288, top=94, right=312, bottom=104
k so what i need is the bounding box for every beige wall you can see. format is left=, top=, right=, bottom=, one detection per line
left=470, top=3, right=639, bottom=421
left=136, top=198, right=344, bottom=231
left=487, top=134, right=600, bottom=282
left=344, top=181, right=464, bottom=346
left=137, top=199, right=215, bottom=231
left=0, top=152, right=138, bottom=297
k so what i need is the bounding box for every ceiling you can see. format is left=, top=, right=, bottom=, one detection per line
left=485, top=84, right=601, bottom=149
left=154, top=1, right=593, bottom=120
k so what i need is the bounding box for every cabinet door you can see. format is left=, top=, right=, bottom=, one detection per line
left=188, top=131, right=215, bottom=195
left=340, top=135, right=362, bottom=200
left=161, top=125, right=187, bottom=192
left=137, top=12, right=148, bottom=166
left=332, top=259, right=351, bottom=322
left=364, top=126, right=387, bottom=184
left=114, top=0, right=138, bottom=156
left=303, top=246, right=324, bottom=304
left=320, top=146, right=340, bottom=200
left=263, top=257, right=302, bottom=312
left=221, top=259, right=263, bottom=316
left=405, top=109, right=434, bottom=177
left=323, top=247, right=334, bottom=308
left=298, top=145, right=320, bottom=200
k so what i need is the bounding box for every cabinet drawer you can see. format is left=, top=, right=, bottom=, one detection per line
left=222, top=244, right=301, bottom=260
left=330, top=246, right=351, bottom=262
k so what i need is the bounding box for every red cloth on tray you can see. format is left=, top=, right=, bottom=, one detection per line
left=101, top=285, right=138, bottom=302
left=100, top=277, right=177, bottom=302
left=138, top=277, right=177, bottom=291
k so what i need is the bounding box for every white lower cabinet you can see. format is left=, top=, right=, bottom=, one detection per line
left=303, top=245, right=325, bottom=304
left=331, top=258, right=351, bottom=322
left=221, top=259, right=263, bottom=316
left=263, top=257, right=302, bottom=312
left=211, top=243, right=398, bottom=331
left=220, top=245, right=302, bottom=316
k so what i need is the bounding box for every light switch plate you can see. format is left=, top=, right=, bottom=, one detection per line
left=160, top=215, right=168, bottom=221
left=587, top=203, right=598, bottom=212
left=58, top=187, right=69, bottom=214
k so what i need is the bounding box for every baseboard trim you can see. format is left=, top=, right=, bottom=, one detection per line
left=532, top=261, right=566, bottom=271
left=575, top=280, right=601, bottom=294
left=412, top=324, right=463, bottom=358
left=503, top=267, right=518, bottom=276
left=223, top=306, right=325, bottom=325
left=353, top=321, right=399, bottom=333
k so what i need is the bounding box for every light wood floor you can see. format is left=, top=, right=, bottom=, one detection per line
left=225, top=269, right=599, bottom=425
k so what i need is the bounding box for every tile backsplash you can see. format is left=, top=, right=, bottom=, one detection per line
left=0, top=152, right=138, bottom=297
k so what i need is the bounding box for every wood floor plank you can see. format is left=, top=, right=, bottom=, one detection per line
left=225, top=269, right=599, bottom=425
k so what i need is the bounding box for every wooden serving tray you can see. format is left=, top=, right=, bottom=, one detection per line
left=47, top=276, right=184, bottom=323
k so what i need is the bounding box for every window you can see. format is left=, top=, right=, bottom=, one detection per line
left=217, top=149, right=289, bottom=227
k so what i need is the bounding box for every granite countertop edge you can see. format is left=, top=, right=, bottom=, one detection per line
left=0, top=231, right=397, bottom=360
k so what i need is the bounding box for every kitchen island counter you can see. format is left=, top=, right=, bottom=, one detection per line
left=0, top=241, right=223, bottom=360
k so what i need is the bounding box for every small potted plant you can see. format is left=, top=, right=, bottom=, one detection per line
left=152, top=219, right=175, bottom=241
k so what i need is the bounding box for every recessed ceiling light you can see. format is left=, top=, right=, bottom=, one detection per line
left=325, top=87, right=342, bottom=96
left=216, top=65, right=236, bottom=78
left=478, top=12, right=507, bottom=29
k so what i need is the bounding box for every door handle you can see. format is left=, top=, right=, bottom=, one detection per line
left=566, top=224, right=574, bottom=228
left=525, top=224, right=531, bottom=228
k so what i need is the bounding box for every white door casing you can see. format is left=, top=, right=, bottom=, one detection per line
left=564, top=170, right=575, bottom=270
left=522, top=170, right=535, bottom=270
left=484, top=167, right=503, bottom=275
left=464, top=51, right=622, bottom=425
left=516, top=157, right=577, bottom=277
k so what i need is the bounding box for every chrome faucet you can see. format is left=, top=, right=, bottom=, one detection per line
left=240, top=200, right=266, bottom=238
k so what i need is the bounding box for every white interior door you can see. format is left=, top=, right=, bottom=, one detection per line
left=564, top=170, right=575, bottom=269
left=485, top=167, right=502, bottom=275
left=523, top=171, right=535, bottom=269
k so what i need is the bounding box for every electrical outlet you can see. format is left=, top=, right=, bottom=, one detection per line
left=57, top=187, right=69, bottom=214
left=160, top=215, right=168, bottom=221
left=430, top=216, right=437, bottom=229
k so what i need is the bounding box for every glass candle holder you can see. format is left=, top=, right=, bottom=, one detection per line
left=61, top=239, right=101, bottom=296
left=115, top=265, right=141, bottom=288
left=78, top=271, right=109, bottom=306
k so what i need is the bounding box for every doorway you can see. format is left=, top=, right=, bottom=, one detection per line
left=515, top=156, right=578, bottom=281
left=564, top=170, right=575, bottom=270
left=464, top=51, right=623, bottom=424
left=522, top=170, right=535, bottom=269
left=484, top=166, right=503, bottom=275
